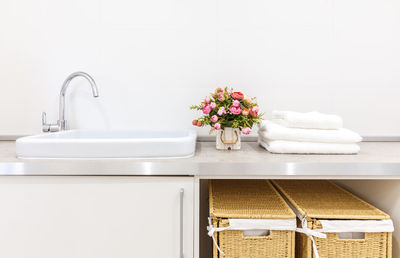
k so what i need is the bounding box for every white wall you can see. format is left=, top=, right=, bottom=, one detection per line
left=1, top=0, right=400, bottom=136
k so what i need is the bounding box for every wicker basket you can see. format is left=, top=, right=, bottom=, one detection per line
left=209, top=180, right=296, bottom=258
left=271, top=180, right=393, bottom=258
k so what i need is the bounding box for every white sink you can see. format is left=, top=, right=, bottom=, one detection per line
left=16, top=130, right=197, bottom=159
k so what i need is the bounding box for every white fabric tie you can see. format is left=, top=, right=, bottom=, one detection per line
left=296, top=216, right=326, bottom=258
left=280, top=192, right=326, bottom=258
left=207, top=217, right=230, bottom=254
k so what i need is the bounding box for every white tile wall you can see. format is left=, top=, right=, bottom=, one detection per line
left=0, top=0, right=399, bottom=136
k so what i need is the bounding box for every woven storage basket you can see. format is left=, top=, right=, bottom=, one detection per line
left=272, top=180, right=393, bottom=258
left=209, top=180, right=296, bottom=258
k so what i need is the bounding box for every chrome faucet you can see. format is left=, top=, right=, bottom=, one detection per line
left=42, top=72, right=99, bottom=132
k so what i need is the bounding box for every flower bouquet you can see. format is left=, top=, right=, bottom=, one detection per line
left=190, top=87, right=263, bottom=150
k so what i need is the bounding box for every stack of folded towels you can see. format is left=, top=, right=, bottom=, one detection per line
left=258, top=111, right=362, bottom=154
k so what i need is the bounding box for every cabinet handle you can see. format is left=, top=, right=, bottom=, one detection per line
left=179, top=188, right=184, bottom=258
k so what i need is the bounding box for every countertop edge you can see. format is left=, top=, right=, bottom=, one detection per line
left=1, top=141, right=400, bottom=178
left=1, top=162, right=400, bottom=178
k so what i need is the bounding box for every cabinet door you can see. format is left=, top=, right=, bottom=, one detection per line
left=0, top=176, right=193, bottom=258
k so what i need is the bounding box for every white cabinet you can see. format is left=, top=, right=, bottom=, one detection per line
left=0, top=176, right=194, bottom=258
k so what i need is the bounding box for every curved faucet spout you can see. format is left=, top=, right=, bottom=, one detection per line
left=58, top=72, right=99, bottom=131
left=60, top=72, right=99, bottom=98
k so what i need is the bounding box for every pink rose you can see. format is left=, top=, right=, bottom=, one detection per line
left=202, top=104, right=212, bottom=114
left=242, top=127, right=251, bottom=135
left=229, top=105, right=242, bottom=115
left=205, top=97, right=210, bottom=103
left=217, top=107, right=226, bottom=116
left=210, top=102, right=217, bottom=109
left=211, top=115, right=218, bottom=122
left=250, top=106, right=259, bottom=117
left=218, top=95, right=224, bottom=101
left=232, top=100, right=241, bottom=107
left=214, top=123, right=221, bottom=130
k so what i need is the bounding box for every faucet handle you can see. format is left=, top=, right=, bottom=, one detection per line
left=42, top=112, right=59, bottom=133
left=42, top=112, right=47, bottom=124
left=42, top=112, right=50, bottom=132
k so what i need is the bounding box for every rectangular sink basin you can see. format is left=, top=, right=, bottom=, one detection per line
left=16, top=130, right=197, bottom=159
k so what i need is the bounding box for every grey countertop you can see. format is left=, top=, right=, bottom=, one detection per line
left=1, top=141, right=400, bottom=178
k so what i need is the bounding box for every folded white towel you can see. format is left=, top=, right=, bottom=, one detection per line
left=259, top=140, right=360, bottom=154
left=259, top=121, right=362, bottom=144
left=272, top=111, right=343, bottom=129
